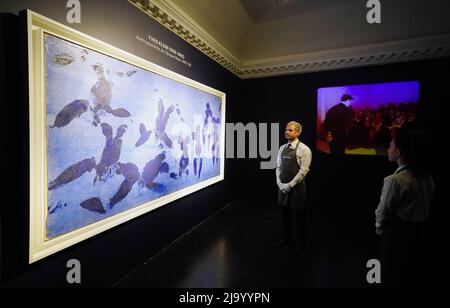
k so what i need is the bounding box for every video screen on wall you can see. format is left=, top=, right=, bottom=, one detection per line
left=316, top=81, right=420, bottom=155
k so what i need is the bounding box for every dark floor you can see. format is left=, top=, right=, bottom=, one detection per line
left=114, top=197, right=380, bottom=288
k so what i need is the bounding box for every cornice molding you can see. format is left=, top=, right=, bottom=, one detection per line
left=239, top=34, right=450, bottom=79
left=129, top=0, right=243, bottom=75
left=130, top=0, right=450, bottom=79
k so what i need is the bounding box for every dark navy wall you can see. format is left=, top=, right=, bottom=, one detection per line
left=1, top=0, right=449, bottom=287
left=0, top=0, right=243, bottom=287
left=243, top=59, right=449, bottom=201
left=242, top=58, right=450, bottom=286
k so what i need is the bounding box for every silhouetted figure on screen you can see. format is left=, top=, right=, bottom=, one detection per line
left=274, top=121, right=312, bottom=255
left=323, top=94, right=354, bottom=153
left=375, top=128, right=435, bottom=287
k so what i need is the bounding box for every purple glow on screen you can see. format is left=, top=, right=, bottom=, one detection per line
left=316, top=81, right=420, bottom=155
left=317, top=81, right=419, bottom=124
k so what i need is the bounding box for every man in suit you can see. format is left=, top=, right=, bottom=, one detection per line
left=323, top=94, right=354, bottom=154
left=274, top=121, right=312, bottom=255
left=375, top=128, right=435, bottom=287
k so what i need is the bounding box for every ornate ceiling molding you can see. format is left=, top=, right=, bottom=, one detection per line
left=239, top=35, right=450, bottom=79
left=129, top=0, right=243, bottom=76
left=130, top=0, right=450, bottom=79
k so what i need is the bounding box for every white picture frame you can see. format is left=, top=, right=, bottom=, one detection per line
left=27, top=10, right=225, bottom=263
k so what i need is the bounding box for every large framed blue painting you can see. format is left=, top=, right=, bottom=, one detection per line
left=27, top=11, right=225, bottom=263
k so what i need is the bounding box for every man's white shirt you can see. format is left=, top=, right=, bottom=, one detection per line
left=375, top=165, right=435, bottom=235
left=275, top=138, right=312, bottom=188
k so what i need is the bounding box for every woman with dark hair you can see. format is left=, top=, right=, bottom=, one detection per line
left=375, top=128, right=435, bottom=287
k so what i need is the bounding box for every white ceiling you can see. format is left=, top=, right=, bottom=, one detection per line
left=131, top=0, right=450, bottom=78
left=240, top=0, right=358, bottom=23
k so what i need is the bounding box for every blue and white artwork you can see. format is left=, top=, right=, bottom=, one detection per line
left=44, top=33, right=223, bottom=240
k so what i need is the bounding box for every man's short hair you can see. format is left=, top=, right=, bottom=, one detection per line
left=394, top=128, right=426, bottom=173
left=287, top=121, right=302, bottom=134
left=341, top=94, right=353, bottom=102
